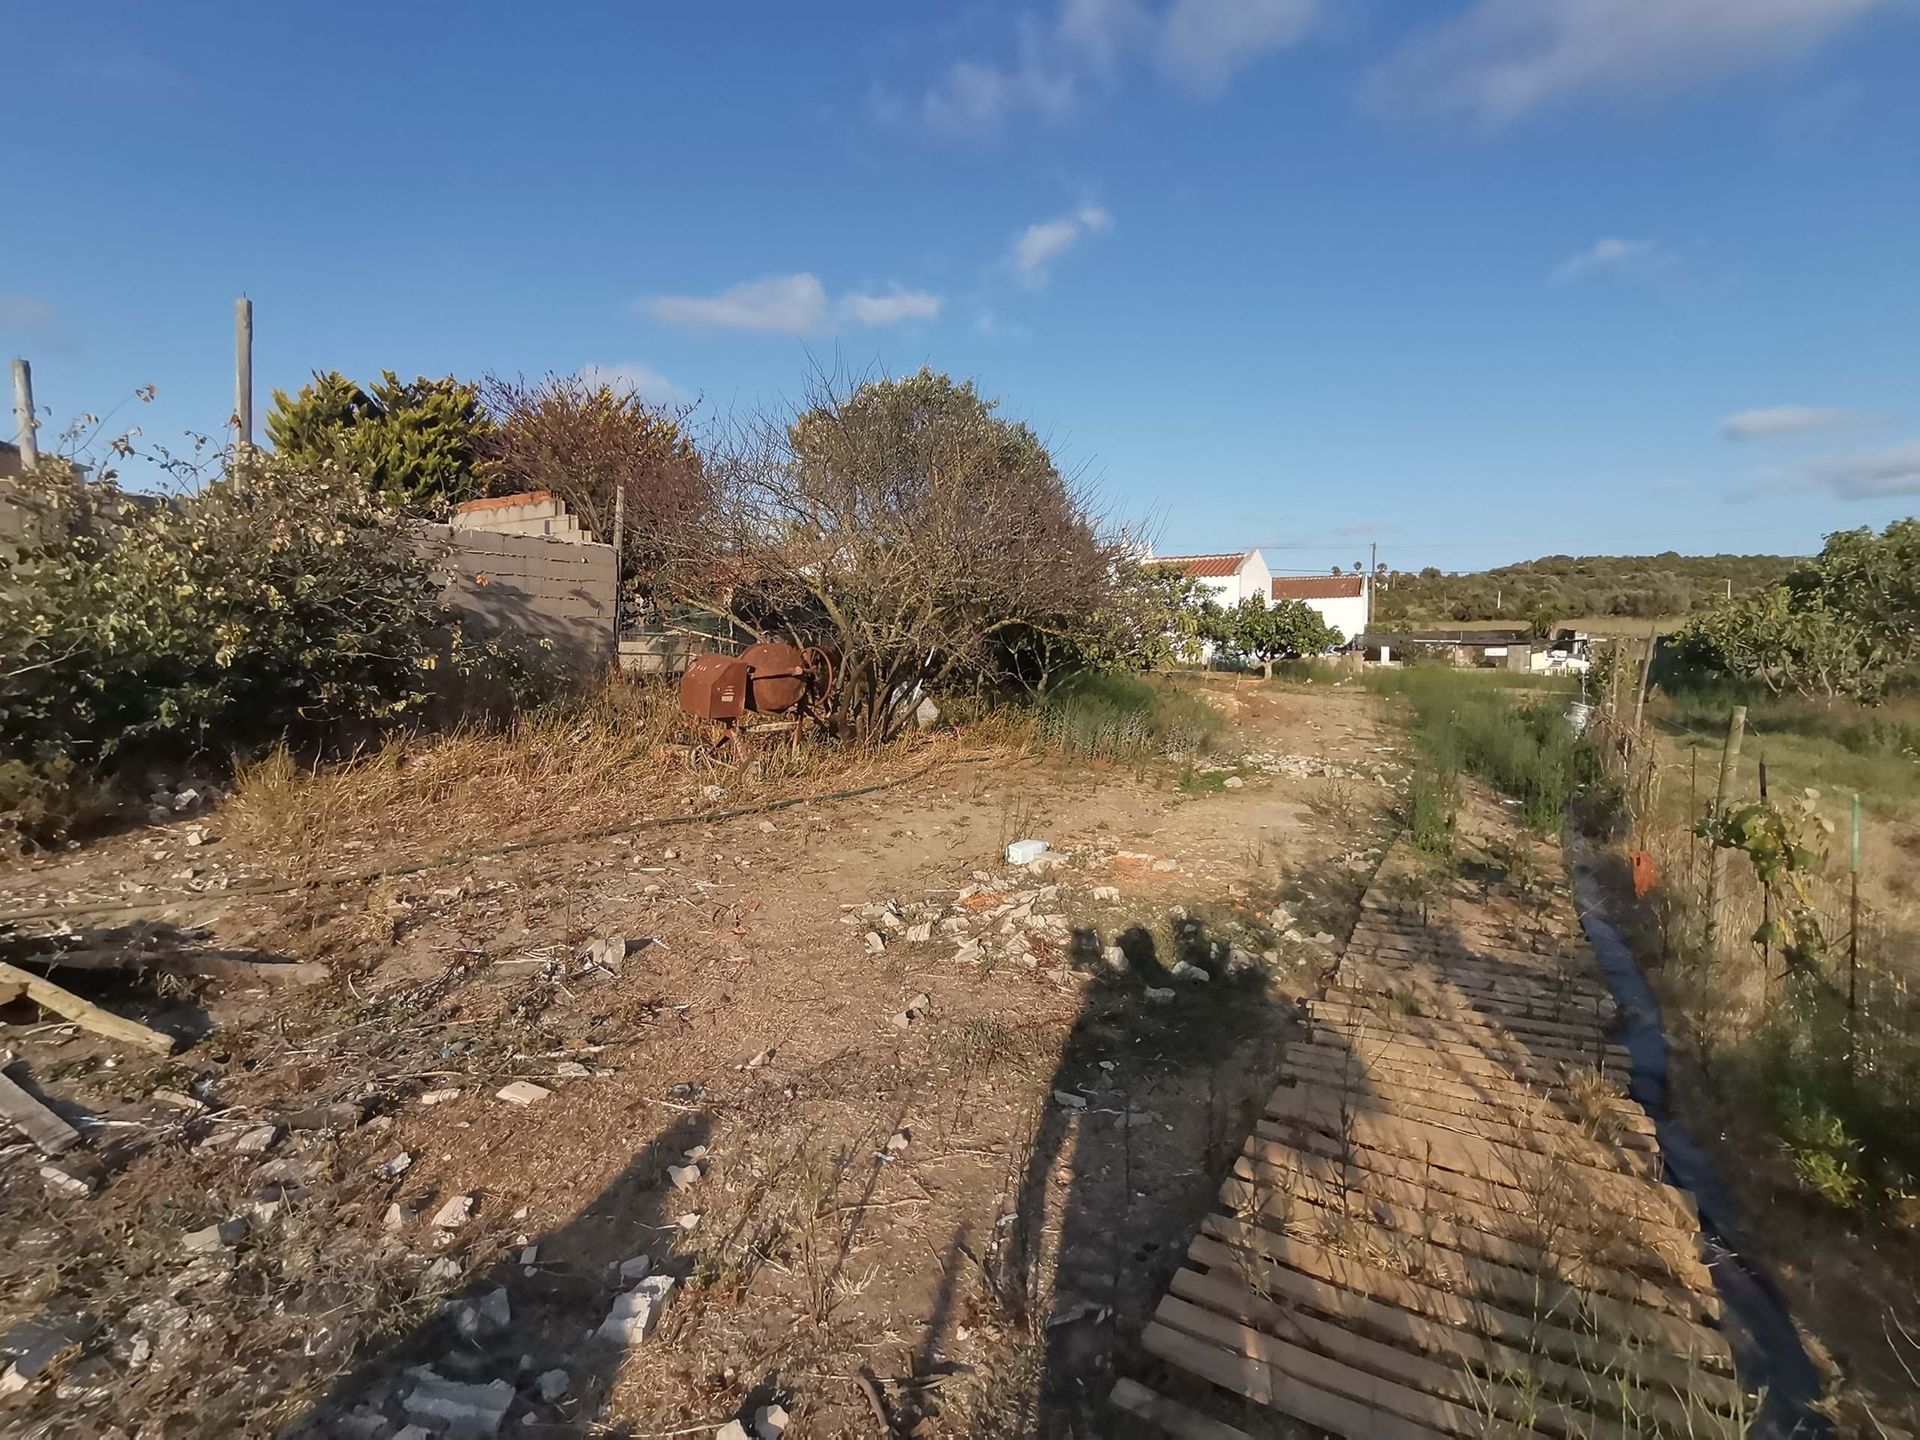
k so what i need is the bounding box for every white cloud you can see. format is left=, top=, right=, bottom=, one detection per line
left=1013, top=205, right=1114, bottom=285
left=919, top=0, right=1317, bottom=133
left=1721, top=406, right=1861, bottom=439
left=578, top=362, right=684, bottom=405
left=1549, top=236, right=1660, bottom=282
left=0, top=294, right=66, bottom=339
left=1803, top=440, right=1920, bottom=499
left=1364, top=0, right=1894, bottom=126
left=647, top=274, right=829, bottom=335
left=1162, top=0, right=1317, bottom=94
left=646, top=274, right=941, bottom=336
left=840, top=287, right=944, bottom=326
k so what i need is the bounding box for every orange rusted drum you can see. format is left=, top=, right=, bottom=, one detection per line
left=679, top=654, right=750, bottom=720
left=1629, top=849, right=1659, bottom=900
left=739, top=641, right=810, bottom=714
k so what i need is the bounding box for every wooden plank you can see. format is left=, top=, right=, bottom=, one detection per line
left=1141, top=1319, right=1453, bottom=1440
left=1261, top=1092, right=1697, bottom=1229
left=24, top=950, right=330, bottom=988
left=1106, top=1378, right=1256, bottom=1440
left=1283, top=1049, right=1656, bottom=1143
left=1223, top=1164, right=1719, bottom=1321
left=1170, top=1266, right=1631, bottom=1440
left=0, top=1067, right=80, bottom=1155
left=1270, top=1080, right=1664, bottom=1178
left=1198, top=1216, right=1741, bottom=1397
left=1153, top=1295, right=1516, bottom=1438
left=0, top=961, right=176, bottom=1054
left=1215, top=1172, right=1727, bottom=1356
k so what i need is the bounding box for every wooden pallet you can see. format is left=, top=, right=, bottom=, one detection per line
left=1114, top=838, right=1747, bottom=1439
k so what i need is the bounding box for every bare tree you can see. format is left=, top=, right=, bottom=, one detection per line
left=675, top=369, right=1115, bottom=739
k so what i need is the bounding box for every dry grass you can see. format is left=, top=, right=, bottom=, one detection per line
left=223, top=675, right=990, bottom=876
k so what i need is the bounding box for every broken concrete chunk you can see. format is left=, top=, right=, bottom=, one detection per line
left=1005, top=839, right=1050, bottom=865
left=421, top=1257, right=463, bottom=1289
left=594, top=1274, right=675, bottom=1346
left=905, top=921, right=932, bottom=944
left=383, top=1204, right=408, bottom=1232
left=667, top=1163, right=702, bottom=1191
left=183, top=1217, right=249, bottom=1253
left=200, top=1123, right=280, bottom=1155
left=419, top=1088, right=462, bottom=1106
left=376, top=1152, right=415, bottom=1180
left=401, top=1373, right=514, bottom=1436
left=952, top=940, right=984, bottom=964
left=553, top=1061, right=591, bottom=1080
left=885, top=1130, right=910, bottom=1153
left=618, top=1254, right=651, bottom=1282
left=1090, top=885, right=1120, bottom=902
left=1143, top=986, right=1175, bottom=1003
left=535, top=1369, right=569, bottom=1402
left=1150, top=858, right=1179, bottom=873
left=1051, top=1090, right=1088, bottom=1110
left=1100, top=945, right=1127, bottom=971
left=1170, top=960, right=1210, bottom=983
left=754, top=1403, right=791, bottom=1440
left=38, top=1164, right=92, bottom=1198
left=495, top=1081, right=552, bottom=1107
left=431, top=1195, right=474, bottom=1229
left=863, top=931, right=886, bottom=956
left=677, top=1212, right=701, bottom=1231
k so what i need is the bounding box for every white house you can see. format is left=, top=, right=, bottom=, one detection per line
left=1270, top=574, right=1370, bottom=645
left=1157, top=549, right=1273, bottom=608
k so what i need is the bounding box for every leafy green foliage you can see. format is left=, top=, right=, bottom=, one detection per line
left=2, top=458, right=450, bottom=840
left=1199, top=594, right=1341, bottom=672
left=1670, top=520, right=1919, bottom=701
left=267, top=370, right=496, bottom=517
left=1697, top=790, right=1834, bottom=966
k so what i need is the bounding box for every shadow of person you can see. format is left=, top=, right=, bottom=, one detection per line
left=282, top=1110, right=713, bottom=1438
left=982, top=912, right=1287, bottom=1437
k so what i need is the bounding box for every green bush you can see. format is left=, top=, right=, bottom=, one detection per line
left=2, top=458, right=453, bottom=842
left=1034, top=672, right=1224, bottom=763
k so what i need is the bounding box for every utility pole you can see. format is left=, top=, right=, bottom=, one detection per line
left=234, top=296, right=254, bottom=484
left=1367, top=540, right=1377, bottom=629
left=10, top=358, right=36, bottom=468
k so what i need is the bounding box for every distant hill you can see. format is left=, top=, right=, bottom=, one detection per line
left=1371, top=552, right=1801, bottom=628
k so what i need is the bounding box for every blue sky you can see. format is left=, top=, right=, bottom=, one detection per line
left=5, top=0, right=1918, bottom=572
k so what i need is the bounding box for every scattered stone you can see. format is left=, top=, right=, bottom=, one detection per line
left=1170, top=960, right=1210, bottom=983
left=885, top=1130, right=910, bottom=1153
left=905, top=921, right=932, bottom=944
left=39, top=1164, right=92, bottom=1198
left=376, top=1152, right=415, bottom=1180
left=595, top=1274, right=676, bottom=1346
left=419, top=1089, right=463, bottom=1106
left=677, top=1212, right=701, bottom=1231
left=394, top=1428, right=433, bottom=1440
left=743, top=1049, right=774, bottom=1070
left=535, top=1369, right=570, bottom=1402
left=585, top=936, right=628, bottom=969
left=757, top=819, right=776, bottom=834
left=185, top=825, right=211, bottom=847
left=618, top=1254, right=651, bottom=1282
left=495, top=1081, right=552, bottom=1107
left=183, top=1217, right=249, bottom=1253
left=421, top=1257, right=463, bottom=1289
left=668, top=1163, right=702, bottom=1191
left=1100, top=944, right=1127, bottom=971
left=200, top=1123, right=280, bottom=1155
left=952, top=940, right=984, bottom=965
left=684, top=1144, right=708, bottom=1160
left=1052, top=1090, right=1088, bottom=1110
left=717, top=1423, right=752, bottom=1440
left=1090, top=885, right=1120, bottom=902
left=892, top=992, right=931, bottom=1029
left=1222, top=776, right=1244, bottom=789
left=431, top=1195, right=474, bottom=1230
left=701, top=785, right=726, bottom=802
left=520, top=1245, right=539, bottom=1266
left=1150, top=858, right=1179, bottom=873
left=383, top=1204, right=408, bottom=1232
left=1005, top=839, right=1050, bottom=865
left=458, top=1287, right=512, bottom=1339
left=401, top=1373, right=515, bottom=1436
left=1143, top=986, right=1175, bottom=1003
left=863, top=930, right=886, bottom=956
left=150, top=1088, right=205, bottom=1114
left=755, top=1403, right=791, bottom=1440
left=1313, top=931, right=1337, bottom=947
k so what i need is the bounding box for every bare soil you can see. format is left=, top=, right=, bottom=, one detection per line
left=0, top=684, right=1402, bottom=1438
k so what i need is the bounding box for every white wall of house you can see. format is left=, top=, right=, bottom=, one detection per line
left=1304, top=590, right=1368, bottom=643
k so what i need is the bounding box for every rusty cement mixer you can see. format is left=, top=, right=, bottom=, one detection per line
left=678, top=642, right=836, bottom=750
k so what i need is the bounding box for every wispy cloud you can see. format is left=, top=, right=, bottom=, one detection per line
left=0, top=295, right=78, bottom=355
left=645, top=274, right=940, bottom=336
left=1012, top=205, right=1114, bottom=285
left=1802, top=439, right=1920, bottom=499
left=1363, top=0, right=1895, bottom=126
left=1549, top=236, right=1661, bottom=283
left=578, top=363, right=685, bottom=405
left=917, top=0, right=1318, bottom=134
left=1721, top=405, right=1862, bottom=440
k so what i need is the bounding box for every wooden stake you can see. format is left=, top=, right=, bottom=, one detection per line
left=11, top=357, right=38, bottom=468
left=234, top=296, right=254, bottom=483
left=1849, top=792, right=1862, bottom=1057
left=0, top=1066, right=81, bottom=1155
left=0, top=961, right=176, bottom=1054
left=1632, top=623, right=1657, bottom=735
left=1702, top=706, right=1746, bottom=952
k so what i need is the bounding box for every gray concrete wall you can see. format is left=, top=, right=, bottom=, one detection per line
left=417, top=524, right=616, bottom=672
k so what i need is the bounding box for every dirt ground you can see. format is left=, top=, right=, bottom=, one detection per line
left=0, top=681, right=1402, bottom=1438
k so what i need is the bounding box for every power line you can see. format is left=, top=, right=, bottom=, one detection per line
left=1253, top=522, right=1821, bottom=554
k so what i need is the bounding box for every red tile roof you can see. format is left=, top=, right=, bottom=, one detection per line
left=453, top=490, right=557, bottom=514
left=1272, top=575, right=1366, bottom=601
left=1157, top=551, right=1249, bottom=579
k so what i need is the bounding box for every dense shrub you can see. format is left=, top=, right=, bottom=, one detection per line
left=1034, top=672, right=1223, bottom=762
left=267, top=370, right=496, bottom=518
left=1, top=458, right=450, bottom=840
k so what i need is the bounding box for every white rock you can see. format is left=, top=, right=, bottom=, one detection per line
left=183, top=1217, right=248, bottom=1253
left=1100, top=944, right=1127, bottom=970
left=757, top=820, right=776, bottom=834
left=431, top=1195, right=474, bottom=1229
left=376, top=1152, right=414, bottom=1180
left=495, top=1081, right=552, bottom=1107
left=422, top=1257, right=463, bottom=1288
left=1170, top=960, right=1210, bottom=983
left=1150, top=858, right=1179, bottom=873
left=668, top=1163, right=702, bottom=1191
left=39, top=1165, right=92, bottom=1198
left=554, top=1061, right=591, bottom=1080
left=535, top=1369, right=570, bottom=1402
left=1005, top=839, right=1050, bottom=865
left=595, top=1274, right=676, bottom=1346
left=1090, top=886, right=1120, bottom=902
left=953, top=940, right=984, bottom=964
left=383, top=1203, right=408, bottom=1231
left=716, top=1424, right=752, bottom=1440
left=863, top=931, right=886, bottom=956
left=402, top=1374, right=514, bottom=1436
left=419, top=1089, right=462, bottom=1106
left=885, top=1130, right=910, bottom=1153
left=755, top=1404, right=791, bottom=1440
left=520, top=1245, right=540, bottom=1266
left=394, top=1428, right=433, bottom=1440
left=677, top=1212, right=701, bottom=1231
left=1143, top=986, right=1175, bottom=1003
left=905, top=921, right=932, bottom=944
left=1223, top=776, right=1244, bottom=789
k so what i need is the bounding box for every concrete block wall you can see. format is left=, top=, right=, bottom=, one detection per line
left=450, top=491, right=589, bottom=543
left=416, top=523, right=616, bottom=672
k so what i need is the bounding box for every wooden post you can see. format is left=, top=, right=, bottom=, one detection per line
left=611, top=480, right=626, bottom=636
left=1758, top=758, right=1772, bottom=991
left=1632, top=623, right=1657, bottom=735
left=10, top=358, right=37, bottom=468
left=1849, top=792, right=1862, bottom=1046
left=1703, top=705, right=1747, bottom=952
left=234, top=296, right=253, bottom=483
